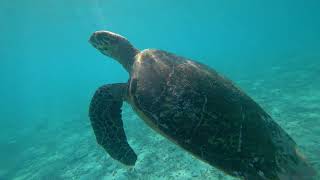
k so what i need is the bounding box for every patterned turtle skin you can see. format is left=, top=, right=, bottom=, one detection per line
left=89, top=31, right=317, bottom=180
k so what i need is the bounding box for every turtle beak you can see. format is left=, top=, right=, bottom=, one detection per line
left=89, top=32, right=99, bottom=48
left=89, top=31, right=113, bottom=48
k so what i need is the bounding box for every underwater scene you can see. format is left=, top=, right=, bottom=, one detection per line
left=1, top=0, right=320, bottom=179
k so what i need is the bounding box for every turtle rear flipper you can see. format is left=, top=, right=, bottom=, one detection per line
left=89, top=83, right=137, bottom=166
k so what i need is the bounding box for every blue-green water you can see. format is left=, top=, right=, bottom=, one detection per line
left=1, top=0, right=320, bottom=179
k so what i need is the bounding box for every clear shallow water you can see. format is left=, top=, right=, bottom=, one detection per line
left=1, top=0, right=320, bottom=179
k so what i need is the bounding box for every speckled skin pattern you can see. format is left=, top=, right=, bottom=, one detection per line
left=89, top=83, right=137, bottom=166
left=127, top=50, right=316, bottom=180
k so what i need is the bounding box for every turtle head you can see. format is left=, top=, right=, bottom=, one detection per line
left=89, top=30, right=139, bottom=73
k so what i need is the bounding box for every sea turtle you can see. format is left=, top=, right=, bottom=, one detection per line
left=88, top=30, right=316, bottom=180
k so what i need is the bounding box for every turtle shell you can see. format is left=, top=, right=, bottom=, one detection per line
left=128, top=49, right=301, bottom=179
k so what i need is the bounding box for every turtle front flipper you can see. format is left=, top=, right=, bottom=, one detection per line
left=89, top=83, right=137, bottom=166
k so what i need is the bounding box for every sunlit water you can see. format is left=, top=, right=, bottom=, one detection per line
left=1, top=0, right=319, bottom=179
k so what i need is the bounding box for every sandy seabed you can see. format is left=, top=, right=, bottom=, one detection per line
left=2, top=59, right=320, bottom=180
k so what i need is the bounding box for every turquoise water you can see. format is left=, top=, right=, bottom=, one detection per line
left=1, top=0, right=320, bottom=179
